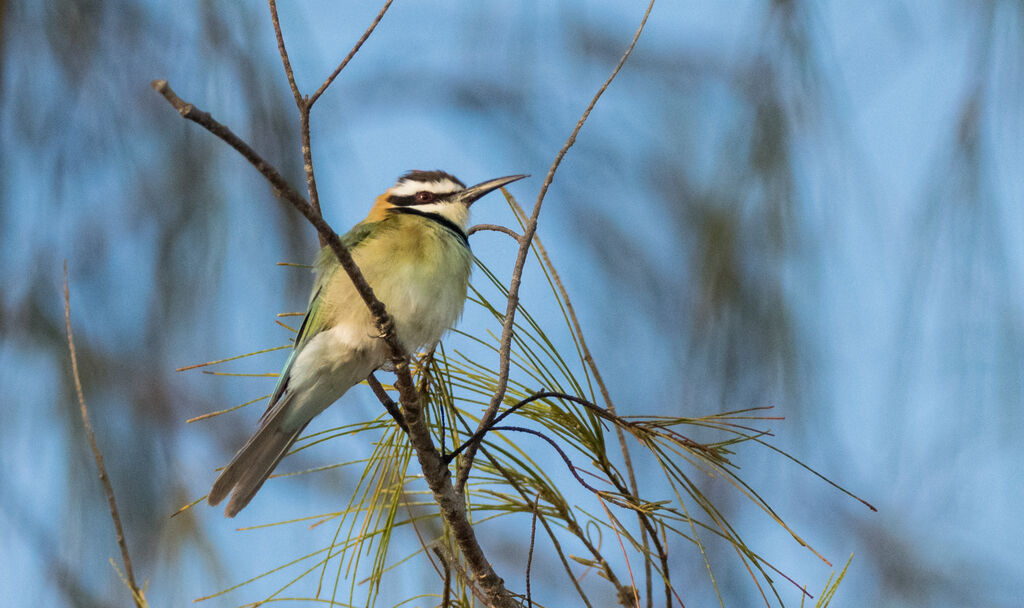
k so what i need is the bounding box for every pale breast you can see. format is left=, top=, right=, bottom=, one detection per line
left=352, top=216, right=473, bottom=352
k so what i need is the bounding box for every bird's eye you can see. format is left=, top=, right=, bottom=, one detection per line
left=415, top=191, right=435, bottom=203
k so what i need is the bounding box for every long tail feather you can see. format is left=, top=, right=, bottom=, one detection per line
left=208, top=400, right=307, bottom=518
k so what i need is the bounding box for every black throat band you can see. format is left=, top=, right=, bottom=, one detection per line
left=390, top=207, right=469, bottom=247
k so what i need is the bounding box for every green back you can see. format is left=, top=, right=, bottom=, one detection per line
left=263, top=220, right=381, bottom=416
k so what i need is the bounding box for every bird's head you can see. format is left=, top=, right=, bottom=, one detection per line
left=365, top=170, right=527, bottom=230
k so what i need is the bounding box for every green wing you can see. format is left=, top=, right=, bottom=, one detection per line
left=339, top=220, right=380, bottom=250
left=294, top=220, right=380, bottom=348
left=262, top=221, right=381, bottom=416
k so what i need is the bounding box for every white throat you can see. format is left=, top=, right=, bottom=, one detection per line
left=409, top=201, right=470, bottom=231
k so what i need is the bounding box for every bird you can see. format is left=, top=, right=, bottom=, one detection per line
left=208, top=170, right=527, bottom=517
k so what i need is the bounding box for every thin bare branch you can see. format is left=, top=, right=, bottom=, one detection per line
left=479, top=448, right=596, bottom=608
left=441, top=548, right=452, bottom=608
left=468, top=223, right=524, bottom=242
left=443, top=390, right=595, bottom=463
left=455, top=0, right=657, bottom=493
left=150, top=79, right=395, bottom=343
left=300, top=110, right=325, bottom=230
left=267, top=0, right=302, bottom=106
left=526, top=491, right=541, bottom=608
left=266, top=0, right=393, bottom=236
left=506, top=196, right=653, bottom=601
left=492, top=426, right=608, bottom=496
left=367, top=372, right=408, bottom=433
left=266, top=0, right=326, bottom=224
left=63, top=264, right=147, bottom=608
left=151, top=80, right=304, bottom=208
left=309, top=0, right=396, bottom=107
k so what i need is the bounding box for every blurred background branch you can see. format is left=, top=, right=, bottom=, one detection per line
left=64, top=264, right=148, bottom=607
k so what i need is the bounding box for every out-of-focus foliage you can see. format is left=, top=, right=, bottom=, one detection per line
left=1, top=1, right=309, bottom=605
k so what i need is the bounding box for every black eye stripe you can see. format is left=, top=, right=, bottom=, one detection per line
left=387, top=194, right=420, bottom=206
left=388, top=191, right=456, bottom=206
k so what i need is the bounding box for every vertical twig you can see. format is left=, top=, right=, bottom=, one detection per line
left=599, top=497, right=641, bottom=608
left=63, top=263, right=148, bottom=608
left=455, top=0, right=657, bottom=493
left=526, top=491, right=542, bottom=608
left=440, top=549, right=452, bottom=608
left=508, top=197, right=655, bottom=607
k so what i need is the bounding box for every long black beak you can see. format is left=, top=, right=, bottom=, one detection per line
left=457, top=174, right=528, bottom=206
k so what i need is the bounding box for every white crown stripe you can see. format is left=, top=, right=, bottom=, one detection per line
left=390, top=178, right=463, bottom=198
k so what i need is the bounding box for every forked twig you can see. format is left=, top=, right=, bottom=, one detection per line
left=63, top=264, right=148, bottom=608
left=150, top=79, right=405, bottom=368
left=267, top=0, right=394, bottom=224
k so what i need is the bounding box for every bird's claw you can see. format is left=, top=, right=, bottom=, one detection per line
left=376, top=317, right=394, bottom=340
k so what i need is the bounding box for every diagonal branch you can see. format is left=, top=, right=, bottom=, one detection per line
left=150, top=79, right=395, bottom=345
left=455, top=0, right=657, bottom=494
left=267, top=0, right=303, bottom=107
left=367, top=372, right=407, bottom=433
left=309, top=0, right=395, bottom=107
left=508, top=196, right=656, bottom=607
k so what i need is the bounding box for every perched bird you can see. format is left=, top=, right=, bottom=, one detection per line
left=208, top=170, right=527, bottom=517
